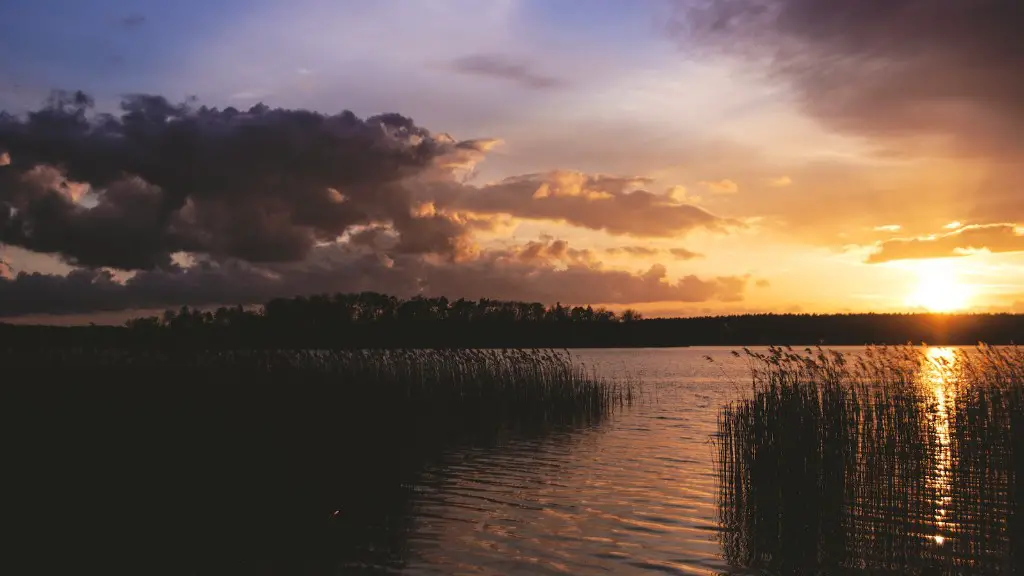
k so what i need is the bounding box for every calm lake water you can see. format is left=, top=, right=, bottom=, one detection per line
left=401, top=347, right=748, bottom=575
left=331, top=345, right=1017, bottom=575
left=343, top=345, right=1024, bottom=575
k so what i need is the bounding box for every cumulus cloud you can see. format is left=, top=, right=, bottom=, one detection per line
left=866, top=223, right=1024, bottom=263
left=1, top=93, right=733, bottom=275
left=506, top=237, right=597, bottom=266
left=445, top=170, right=734, bottom=237
left=670, top=0, right=1024, bottom=156
left=0, top=91, right=500, bottom=269
left=0, top=91, right=750, bottom=317
left=699, top=179, right=739, bottom=194
left=0, top=243, right=748, bottom=317
left=449, top=53, right=564, bottom=90
left=666, top=184, right=700, bottom=204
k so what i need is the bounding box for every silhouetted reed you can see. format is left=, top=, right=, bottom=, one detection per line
left=2, top=347, right=629, bottom=575
left=716, top=345, right=1024, bottom=574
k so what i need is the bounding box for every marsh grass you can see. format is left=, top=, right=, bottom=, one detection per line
left=2, top=347, right=630, bottom=575
left=716, top=345, right=1024, bottom=574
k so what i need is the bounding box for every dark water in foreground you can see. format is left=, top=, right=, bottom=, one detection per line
left=383, top=347, right=1022, bottom=575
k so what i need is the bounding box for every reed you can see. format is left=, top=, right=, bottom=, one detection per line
left=716, top=345, right=1024, bottom=574
left=3, top=347, right=630, bottom=423
left=2, top=347, right=629, bottom=574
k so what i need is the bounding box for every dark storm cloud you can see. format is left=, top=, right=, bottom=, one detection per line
left=0, top=91, right=487, bottom=269
left=449, top=53, right=564, bottom=90
left=0, top=244, right=749, bottom=317
left=670, top=0, right=1024, bottom=155
left=0, top=92, right=731, bottom=272
left=0, top=91, right=749, bottom=317
left=866, top=223, right=1024, bottom=263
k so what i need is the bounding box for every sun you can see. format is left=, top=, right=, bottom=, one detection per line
left=905, top=259, right=973, bottom=312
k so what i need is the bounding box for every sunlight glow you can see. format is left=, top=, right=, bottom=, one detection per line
left=906, top=260, right=974, bottom=312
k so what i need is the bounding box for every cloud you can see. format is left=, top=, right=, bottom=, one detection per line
left=449, top=53, right=564, bottom=90
left=866, top=223, right=1024, bottom=263
left=669, top=247, right=702, bottom=260
left=504, top=238, right=702, bottom=266
left=605, top=245, right=658, bottom=258
left=0, top=91, right=495, bottom=270
left=507, top=237, right=596, bottom=266
left=666, top=184, right=700, bottom=204
left=0, top=243, right=749, bottom=317
left=445, top=171, right=735, bottom=237
left=604, top=245, right=703, bottom=260
left=769, top=176, right=792, bottom=188
left=0, top=90, right=749, bottom=317
left=873, top=225, right=902, bottom=233
left=944, top=221, right=963, bottom=230
left=755, top=279, right=770, bottom=288
left=670, top=0, right=1024, bottom=156
left=699, top=179, right=739, bottom=194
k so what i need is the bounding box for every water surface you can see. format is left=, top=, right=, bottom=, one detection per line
left=404, top=347, right=746, bottom=575
left=375, top=346, right=1022, bottom=575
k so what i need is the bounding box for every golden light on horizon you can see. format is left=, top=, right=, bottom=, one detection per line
left=905, top=260, right=974, bottom=312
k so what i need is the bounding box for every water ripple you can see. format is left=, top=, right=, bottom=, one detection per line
left=401, top=348, right=742, bottom=574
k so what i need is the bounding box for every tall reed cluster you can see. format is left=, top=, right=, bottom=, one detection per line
left=2, top=347, right=628, bottom=574
left=716, top=345, right=1024, bottom=574
left=6, top=347, right=630, bottom=423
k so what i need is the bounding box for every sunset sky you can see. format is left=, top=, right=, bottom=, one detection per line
left=1, top=0, right=1022, bottom=323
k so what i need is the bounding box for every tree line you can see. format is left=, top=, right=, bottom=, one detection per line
left=1, top=291, right=1022, bottom=348
left=127, top=293, right=642, bottom=331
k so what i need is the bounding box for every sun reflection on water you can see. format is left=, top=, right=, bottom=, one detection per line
left=920, top=347, right=958, bottom=548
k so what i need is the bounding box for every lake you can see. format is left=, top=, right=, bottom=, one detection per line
left=352, top=346, right=1022, bottom=575
left=401, top=347, right=743, bottom=575
left=8, top=345, right=1019, bottom=574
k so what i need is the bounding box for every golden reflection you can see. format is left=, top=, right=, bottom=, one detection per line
left=920, top=346, right=958, bottom=548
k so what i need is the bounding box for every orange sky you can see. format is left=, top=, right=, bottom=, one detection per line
left=1, top=0, right=1022, bottom=323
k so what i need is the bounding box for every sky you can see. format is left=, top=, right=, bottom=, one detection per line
left=1, top=0, right=1022, bottom=323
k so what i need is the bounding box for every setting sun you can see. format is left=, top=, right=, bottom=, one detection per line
left=906, top=260, right=974, bottom=312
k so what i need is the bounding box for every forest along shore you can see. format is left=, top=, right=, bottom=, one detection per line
left=2, top=291, right=1023, bottom=348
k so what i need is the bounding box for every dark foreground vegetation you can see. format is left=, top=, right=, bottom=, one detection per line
left=717, top=346, right=1024, bottom=574
left=3, top=291, right=1024, bottom=347
left=3, top=348, right=629, bottom=575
